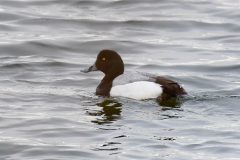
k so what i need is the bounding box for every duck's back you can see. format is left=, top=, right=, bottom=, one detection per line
left=112, top=71, right=155, bottom=86
left=110, top=71, right=162, bottom=100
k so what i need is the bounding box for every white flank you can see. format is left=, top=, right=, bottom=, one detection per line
left=110, top=81, right=162, bottom=100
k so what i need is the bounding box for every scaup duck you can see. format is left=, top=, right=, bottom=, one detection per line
left=82, top=50, right=187, bottom=105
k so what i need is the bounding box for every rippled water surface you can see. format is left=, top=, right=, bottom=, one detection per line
left=0, top=0, right=240, bottom=159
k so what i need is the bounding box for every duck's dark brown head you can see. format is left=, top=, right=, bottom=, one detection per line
left=83, top=49, right=124, bottom=79
left=82, top=49, right=124, bottom=96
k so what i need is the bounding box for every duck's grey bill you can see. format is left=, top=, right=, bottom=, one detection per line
left=81, top=64, right=98, bottom=73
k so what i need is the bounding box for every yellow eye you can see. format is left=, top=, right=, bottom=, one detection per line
left=102, top=57, right=106, bottom=61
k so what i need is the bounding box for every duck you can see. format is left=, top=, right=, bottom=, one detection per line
left=82, top=49, right=187, bottom=106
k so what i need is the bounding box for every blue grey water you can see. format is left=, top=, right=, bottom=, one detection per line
left=0, top=0, right=239, bottom=159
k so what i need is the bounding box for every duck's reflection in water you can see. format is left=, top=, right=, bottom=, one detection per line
left=157, top=96, right=185, bottom=108
left=87, top=99, right=122, bottom=125
left=86, top=95, right=185, bottom=125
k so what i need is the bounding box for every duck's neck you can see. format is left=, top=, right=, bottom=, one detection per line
left=96, top=66, right=124, bottom=96
left=96, top=75, right=116, bottom=96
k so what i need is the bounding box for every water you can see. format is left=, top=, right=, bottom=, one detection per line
left=0, top=0, right=239, bottom=159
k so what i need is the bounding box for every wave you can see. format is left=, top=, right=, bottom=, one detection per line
left=16, top=18, right=240, bottom=32
left=0, top=61, right=81, bottom=69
